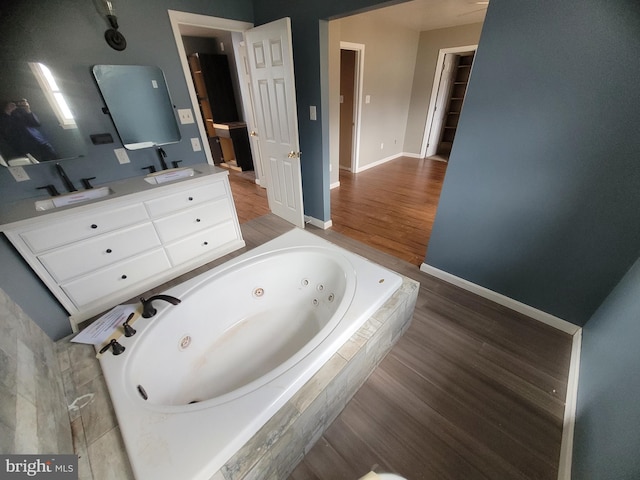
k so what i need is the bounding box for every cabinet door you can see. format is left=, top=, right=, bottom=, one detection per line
left=144, top=181, right=226, bottom=217
left=61, top=249, right=171, bottom=307
left=199, top=53, right=239, bottom=123
left=20, top=203, right=149, bottom=253
left=152, top=199, right=233, bottom=244
left=38, top=223, right=161, bottom=283
left=164, top=221, right=239, bottom=266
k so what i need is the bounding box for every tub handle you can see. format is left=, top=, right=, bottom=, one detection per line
left=140, top=294, right=182, bottom=318
left=122, top=312, right=136, bottom=337
left=99, top=339, right=125, bottom=356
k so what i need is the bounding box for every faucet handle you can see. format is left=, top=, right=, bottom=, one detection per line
left=99, top=338, right=126, bottom=356
left=171, top=160, right=183, bottom=169
left=122, top=312, right=136, bottom=337
left=142, top=165, right=157, bottom=174
left=37, top=184, right=60, bottom=196
left=81, top=177, right=96, bottom=189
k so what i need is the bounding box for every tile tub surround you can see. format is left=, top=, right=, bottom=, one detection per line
left=57, top=275, right=418, bottom=480
left=0, top=287, right=72, bottom=455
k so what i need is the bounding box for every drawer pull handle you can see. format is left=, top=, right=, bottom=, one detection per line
left=91, top=224, right=98, bottom=229
left=196, top=218, right=201, bottom=222
left=106, top=249, right=112, bottom=254
left=121, top=274, right=127, bottom=280
left=188, top=196, right=194, bottom=201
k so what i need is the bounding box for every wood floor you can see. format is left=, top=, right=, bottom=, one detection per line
left=227, top=164, right=573, bottom=480
left=227, top=156, right=447, bottom=266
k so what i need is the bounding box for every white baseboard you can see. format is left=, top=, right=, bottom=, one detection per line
left=557, top=329, right=581, bottom=480
left=330, top=181, right=340, bottom=189
left=419, top=263, right=580, bottom=335
left=305, top=216, right=332, bottom=230
left=419, top=262, right=581, bottom=479
left=355, top=152, right=403, bottom=173
left=402, top=152, right=422, bottom=159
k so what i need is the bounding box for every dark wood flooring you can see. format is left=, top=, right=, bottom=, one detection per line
left=331, top=157, right=447, bottom=265
left=227, top=164, right=572, bottom=480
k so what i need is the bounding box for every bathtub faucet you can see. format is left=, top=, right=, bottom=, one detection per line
left=140, top=295, right=181, bottom=318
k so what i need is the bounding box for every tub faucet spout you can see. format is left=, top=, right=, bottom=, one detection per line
left=140, top=294, right=181, bottom=318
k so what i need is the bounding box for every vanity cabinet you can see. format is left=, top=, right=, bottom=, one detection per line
left=0, top=166, right=245, bottom=332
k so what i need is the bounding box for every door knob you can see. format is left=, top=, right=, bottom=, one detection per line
left=250, top=131, right=258, bottom=137
left=287, top=151, right=301, bottom=158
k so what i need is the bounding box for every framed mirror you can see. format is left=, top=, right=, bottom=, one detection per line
left=92, top=65, right=181, bottom=150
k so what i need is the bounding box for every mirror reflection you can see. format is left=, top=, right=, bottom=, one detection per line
left=0, top=62, right=86, bottom=167
left=92, top=65, right=181, bottom=150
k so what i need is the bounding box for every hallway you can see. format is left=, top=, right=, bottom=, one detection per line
left=228, top=156, right=448, bottom=266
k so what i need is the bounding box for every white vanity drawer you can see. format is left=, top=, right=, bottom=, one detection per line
left=38, top=223, right=161, bottom=283
left=20, top=203, right=149, bottom=253
left=164, top=221, right=239, bottom=266
left=145, top=181, right=227, bottom=217
left=61, top=248, right=171, bottom=307
left=152, top=198, right=233, bottom=243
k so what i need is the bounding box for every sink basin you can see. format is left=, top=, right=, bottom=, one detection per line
left=35, top=186, right=112, bottom=211
left=144, top=167, right=195, bottom=185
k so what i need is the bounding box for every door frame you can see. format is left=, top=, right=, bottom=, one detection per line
left=167, top=10, right=253, bottom=167
left=339, top=42, right=365, bottom=173
left=420, top=44, right=477, bottom=159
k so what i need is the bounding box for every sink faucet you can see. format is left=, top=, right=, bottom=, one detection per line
left=140, top=294, right=181, bottom=318
left=56, top=162, right=77, bottom=192
left=157, top=147, right=168, bottom=170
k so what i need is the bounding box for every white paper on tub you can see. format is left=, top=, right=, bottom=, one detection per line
left=71, top=304, right=137, bottom=345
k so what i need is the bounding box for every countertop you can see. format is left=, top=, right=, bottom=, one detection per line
left=0, top=163, right=227, bottom=231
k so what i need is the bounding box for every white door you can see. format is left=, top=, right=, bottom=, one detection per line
left=245, top=17, right=304, bottom=228
left=426, top=54, right=456, bottom=157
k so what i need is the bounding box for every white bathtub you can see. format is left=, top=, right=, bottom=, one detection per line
left=99, top=228, right=402, bottom=480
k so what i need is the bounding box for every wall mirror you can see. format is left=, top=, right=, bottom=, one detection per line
left=92, top=65, right=181, bottom=150
left=0, top=61, right=87, bottom=167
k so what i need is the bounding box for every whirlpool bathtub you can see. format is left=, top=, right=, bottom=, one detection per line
left=98, top=228, right=403, bottom=480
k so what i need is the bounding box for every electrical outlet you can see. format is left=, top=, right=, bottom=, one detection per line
left=114, top=148, right=130, bottom=164
left=309, top=105, right=317, bottom=121
left=8, top=166, right=29, bottom=182
left=190, top=137, right=202, bottom=152
left=380, top=143, right=384, bottom=150
left=178, top=109, right=195, bottom=124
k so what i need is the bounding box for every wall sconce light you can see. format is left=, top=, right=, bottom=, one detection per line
left=98, top=0, right=127, bottom=51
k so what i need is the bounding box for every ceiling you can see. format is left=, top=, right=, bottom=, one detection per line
left=348, top=0, right=488, bottom=31
left=178, top=0, right=488, bottom=38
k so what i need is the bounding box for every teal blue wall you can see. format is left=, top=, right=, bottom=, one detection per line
left=573, top=257, right=640, bottom=478
left=423, top=0, right=640, bottom=326
left=0, top=0, right=253, bottom=339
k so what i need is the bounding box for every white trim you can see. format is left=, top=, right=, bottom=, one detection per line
left=419, top=263, right=580, bottom=335
left=305, top=216, right=332, bottom=229
left=402, top=152, right=422, bottom=159
left=420, top=44, right=477, bottom=159
left=330, top=181, right=340, bottom=189
left=558, top=329, right=581, bottom=480
left=340, top=42, right=365, bottom=173
left=356, top=152, right=403, bottom=173
left=167, top=10, right=253, bottom=166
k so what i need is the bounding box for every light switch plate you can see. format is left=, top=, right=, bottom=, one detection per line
left=310, top=105, right=317, bottom=121
left=8, top=166, right=29, bottom=182
left=114, top=148, right=130, bottom=164
left=178, top=109, right=195, bottom=124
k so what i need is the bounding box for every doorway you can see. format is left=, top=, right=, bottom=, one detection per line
left=338, top=42, right=364, bottom=174
left=421, top=45, right=477, bottom=161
